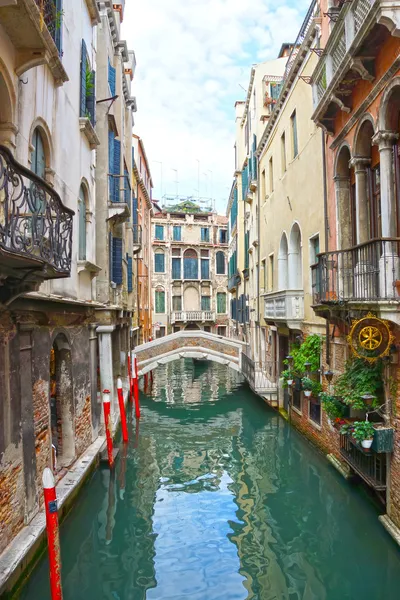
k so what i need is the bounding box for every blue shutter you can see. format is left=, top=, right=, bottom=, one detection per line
left=112, top=237, right=123, bottom=284
left=108, top=129, right=114, bottom=200
left=172, top=258, right=181, bottom=279
left=184, top=258, right=198, bottom=279
left=124, top=167, right=131, bottom=210
left=155, top=253, right=165, bottom=273
left=216, top=251, right=225, bottom=275
left=54, top=0, right=63, bottom=55
left=201, top=259, right=209, bottom=279
left=87, top=70, right=96, bottom=126
left=132, top=196, right=138, bottom=225
left=127, top=255, right=133, bottom=292
left=80, top=40, right=87, bottom=118
left=108, top=59, right=116, bottom=96
left=113, top=139, right=121, bottom=202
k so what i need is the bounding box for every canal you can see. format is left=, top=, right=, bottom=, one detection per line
left=21, top=360, right=400, bottom=600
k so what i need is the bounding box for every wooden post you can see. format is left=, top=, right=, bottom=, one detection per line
left=127, top=355, right=132, bottom=402
left=132, top=353, right=141, bottom=419
left=116, top=378, right=128, bottom=443
left=102, top=389, right=114, bottom=468
left=42, top=468, right=63, bottom=600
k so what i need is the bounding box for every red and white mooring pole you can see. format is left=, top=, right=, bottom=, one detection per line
left=42, top=468, right=63, bottom=600
left=127, top=354, right=132, bottom=402
left=117, top=378, right=129, bottom=443
left=131, top=352, right=141, bottom=419
left=102, top=389, right=114, bottom=468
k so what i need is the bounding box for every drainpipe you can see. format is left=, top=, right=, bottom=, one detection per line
left=257, top=153, right=261, bottom=364
left=322, top=129, right=331, bottom=367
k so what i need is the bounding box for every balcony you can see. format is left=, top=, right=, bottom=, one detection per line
left=108, top=175, right=131, bottom=222
left=0, top=145, right=74, bottom=298
left=264, top=289, right=304, bottom=328
left=171, top=311, right=215, bottom=324
left=340, top=433, right=386, bottom=491
left=311, top=238, right=400, bottom=307
left=0, top=0, right=68, bottom=83
left=132, top=223, right=142, bottom=254
left=312, top=0, right=399, bottom=132
left=228, top=271, right=241, bottom=292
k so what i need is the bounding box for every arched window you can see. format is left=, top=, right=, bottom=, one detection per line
left=31, top=128, right=46, bottom=179
left=288, top=224, right=302, bottom=289
left=216, top=251, right=226, bottom=275
left=78, top=185, right=87, bottom=261
left=154, top=249, right=165, bottom=273
left=184, top=249, right=198, bottom=279
left=155, top=287, right=165, bottom=313
left=278, top=234, right=288, bottom=289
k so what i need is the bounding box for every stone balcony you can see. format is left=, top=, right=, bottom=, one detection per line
left=0, top=0, right=69, bottom=83
left=264, top=289, right=304, bottom=329
left=311, top=0, right=400, bottom=133
left=171, top=311, right=215, bottom=324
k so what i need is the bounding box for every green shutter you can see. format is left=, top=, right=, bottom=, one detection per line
left=217, top=293, right=226, bottom=314
left=155, top=290, right=165, bottom=313
left=80, top=40, right=87, bottom=118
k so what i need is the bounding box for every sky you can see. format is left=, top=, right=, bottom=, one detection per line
left=123, top=0, right=311, bottom=214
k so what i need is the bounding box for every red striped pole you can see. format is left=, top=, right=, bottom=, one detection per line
left=132, top=354, right=141, bottom=419
left=102, top=390, right=114, bottom=468
left=117, top=378, right=128, bottom=443
left=42, top=468, right=63, bottom=600
left=127, top=355, right=132, bottom=402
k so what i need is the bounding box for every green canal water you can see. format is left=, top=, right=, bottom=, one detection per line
left=21, top=360, right=400, bottom=600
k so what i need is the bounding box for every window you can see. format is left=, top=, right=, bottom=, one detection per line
left=217, top=326, right=227, bottom=337
left=155, top=224, right=164, bottom=240
left=108, top=129, right=120, bottom=203
left=310, top=235, right=320, bottom=266
left=172, top=296, right=182, bottom=311
left=269, top=157, right=274, bottom=193
left=310, top=235, right=320, bottom=298
left=31, top=128, right=46, bottom=179
left=156, top=326, right=166, bottom=339
left=293, top=389, right=301, bottom=411
left=108, top=58, right=116, bottom=96
left=173, top=225, right=182, bottom=241
left=201, top=227, right=209, bottom=242
left=261, top=169, right=266, bottom=201
left=78, top=185, right=87, bottom=261
left=154, top=250, right=165, bottom=273
left=127, top=255, right=133, bottom=293
left=155, top=288, right=165, bottom=313
left=80, top=40, right=96, bottom=126
left=201, top=254, right=210, bottom=279
left=268, top=254, right=274, bottom=291
left=172, top=257, right=181, bottom=279
left=219, top=229, right=227, bottom=244
left=110, top=235, right=123, bottom=285
left=217, top=292, right=227, bottom=314
left=201, top=296, right=211, bottom=311
left=309, top=400, right=321, bottom=425
left=261, top=259, right=266, bottom=291
left=281, top=132, right=286, bottom=173
left=291, top=110, right=298, bottom=158
left=216, top=251, right=225, bottom=275
left=184, top=249, right=198, bottom=279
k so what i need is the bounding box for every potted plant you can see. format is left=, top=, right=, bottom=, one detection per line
left=351, top=421, right=375, bottom=449
left=301, top=376, right=314, bottom=397
left=281, top=369, right=294, bottom=387
left=320, top=392, right=345, bottom=424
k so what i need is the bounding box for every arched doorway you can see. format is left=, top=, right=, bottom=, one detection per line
left=49, top=334, right=75, bottom=470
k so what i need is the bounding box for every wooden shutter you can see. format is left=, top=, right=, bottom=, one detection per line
left=80, top=40, right=87, bottom=118
left=127, top=255, right=133, bottom=292
left=112, top=237, right=123, bottom=284
left=108, top=129, right=114, bottom=200
left=201, top=259, right=209, bottom=279
left=87, top=70, right=96, bottom=126
left=113, top=139, right=121, bottom=202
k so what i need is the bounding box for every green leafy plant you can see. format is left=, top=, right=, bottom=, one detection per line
left=280, top=369, right=294, bottom=388
left=334, top=358, right=383, bottom=410
left=320, top=392, right=346, bottom=421
left=301, top=376, right=322, bottom=396
left=85, top=68, right=94, bottom=100
left=283, top=334, right=323, bottom=376
left=351, top=421, right=375, bottom=443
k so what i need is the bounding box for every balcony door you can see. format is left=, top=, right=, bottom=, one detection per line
left=183, top=286, right=199, bottom=312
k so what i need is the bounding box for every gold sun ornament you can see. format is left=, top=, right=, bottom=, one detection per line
left=347, top=313, right=394, bottom=363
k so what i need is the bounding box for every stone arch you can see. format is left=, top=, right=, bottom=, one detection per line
left=278, top=232, right=288, bottom=290
left=288, top=223, right=302, bottom=289
left=353, top=115, right=377, bottom=242
left=0, top=58, right=16, bottom=147
left=378, top=77, right=400, bottom=131
left=28, top=117, right=54, bottom=177
left=354, top=114, right=375, bottom=157
left=334, top=144, right=354, bottom=249
left=50, top=332, right=75, bottom=470
left=78, top=181, right=89, bottom=261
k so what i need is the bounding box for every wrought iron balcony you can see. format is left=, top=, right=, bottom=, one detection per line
left=312, top=0, right=398, bottom=132
left=264, top=289, right=304, bottom=327
left=0, top=145, right=73, bottom=294
left=228, top=271, right=240, bottom=292
left=340, top=433, right=386, bottom=491
left=132, top=223, right=142, bottom=254
left=171, top=311, right=215, bottom=324
left=311, top=238, right=400, bottom=306
left=0, top=0, right=68, bottom=82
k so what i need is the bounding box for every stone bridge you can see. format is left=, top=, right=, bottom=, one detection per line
left=134, top=331, right=246, bottom=375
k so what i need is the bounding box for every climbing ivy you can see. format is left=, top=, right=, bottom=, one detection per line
left=333, top=358, right=383, bottom=410
left=284, top=334, right=323, bottom=376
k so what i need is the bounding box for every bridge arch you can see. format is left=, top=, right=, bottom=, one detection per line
left=134, top=331, right=245, bottom=375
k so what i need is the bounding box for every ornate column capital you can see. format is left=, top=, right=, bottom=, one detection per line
left=349, top=157, right=371, bottom=172
left=372, top=130, right=399, bottom=150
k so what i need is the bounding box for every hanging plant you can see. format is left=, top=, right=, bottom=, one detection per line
left=320, top=392, right=346, bottom=421
left=333, top=358, right=383, bottom=410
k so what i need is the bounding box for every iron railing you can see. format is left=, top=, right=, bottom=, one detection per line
left=241, top=352, right=277, bottom=392
left=284, top=0, right=318, bottom=80
left=0, top=145, right=73, bottom=275
left=132, top=223, right=142, bottom=247
left=34, top=0, right=62, bottom=54
left=312, top=238, right=400, bottom=305
left=340, top=434, right=386, bottom=491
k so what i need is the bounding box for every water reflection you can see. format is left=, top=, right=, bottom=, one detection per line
left=21, top=360, right=400, bottom=600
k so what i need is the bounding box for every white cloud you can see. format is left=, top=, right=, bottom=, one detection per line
left=123, top=0, right=309, bottom=213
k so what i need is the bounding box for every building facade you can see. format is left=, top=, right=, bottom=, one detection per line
left=151, top=204, right=229, bottom=338
left=95, top=0, right=136, bottom=427
left=0, top=0, right=100, bottom=554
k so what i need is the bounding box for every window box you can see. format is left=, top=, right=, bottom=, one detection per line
left=372, top=426, right=394, bottom=454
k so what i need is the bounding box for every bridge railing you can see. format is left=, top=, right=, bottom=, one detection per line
left=241, top=352, right=277, bottom=391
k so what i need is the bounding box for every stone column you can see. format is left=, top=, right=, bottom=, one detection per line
left=96, top=325, right=117, bottom=429
left=334, top=175, right=352, bottom=299
left=350, top=157, right=371, bottom=244
left=372, top=130, right=400, bottom=298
